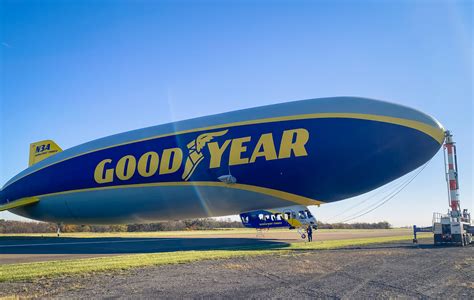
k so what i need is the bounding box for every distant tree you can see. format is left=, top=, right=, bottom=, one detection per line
left=317, top=221, right=391, bottom=229
left=0, top=218, right=390, bottom=233
left=0, top=219, right=55, bottom=233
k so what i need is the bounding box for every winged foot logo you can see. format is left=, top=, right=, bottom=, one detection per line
left=182, top=130, right=229, bottom=181
left=93, top=128, right=309, bottom=184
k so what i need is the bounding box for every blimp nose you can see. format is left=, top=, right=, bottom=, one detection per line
left=436, top=123, right=446, bottom=143
left=420, top=114, right=446, bottom=146
left=389, top=100, right=445, bottom=146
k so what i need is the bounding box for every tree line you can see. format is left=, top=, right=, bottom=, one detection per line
left=0, top=219, right=391, bottom=233
left=316, top=221, right=391, bottom=229
left=0, top=218, right=243, bottom=233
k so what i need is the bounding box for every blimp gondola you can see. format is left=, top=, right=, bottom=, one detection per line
left=0, top=97, right=445, bottom=226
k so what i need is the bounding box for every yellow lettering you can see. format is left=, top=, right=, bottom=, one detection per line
left=137, top=151, right=159, bottom=177
left=94, top=159, right=114, bottom=184
left=208, top=140, right=231, bottom=168
left=160, top=148, right=183, bottom=174
left=250, top=133, right=277, bottom=163
left=115, top=155, right=137, bottom=180
left=229, top=137, right=251, bottom=165
left=279, top=128, right=309, bottom=158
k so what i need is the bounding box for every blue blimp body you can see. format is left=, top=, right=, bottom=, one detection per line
left=0, top=97, right=445, bottom=224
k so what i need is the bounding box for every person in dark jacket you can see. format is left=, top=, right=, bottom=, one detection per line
left=306, top=225, right=313, bottom=242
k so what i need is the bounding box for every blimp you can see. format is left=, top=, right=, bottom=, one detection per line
left=0, top=97, right=445, bottom=229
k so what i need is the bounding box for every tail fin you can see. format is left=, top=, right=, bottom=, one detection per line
left=29, top=140, right=62, bottom=166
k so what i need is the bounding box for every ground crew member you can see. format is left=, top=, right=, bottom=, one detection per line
left=306, top=225, right=313, bottom=242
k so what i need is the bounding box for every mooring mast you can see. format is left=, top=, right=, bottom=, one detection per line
left=414, top=130, right=473, bottom=246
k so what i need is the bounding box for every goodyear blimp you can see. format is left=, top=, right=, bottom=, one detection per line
left=0, top=97, right=445, bottom=229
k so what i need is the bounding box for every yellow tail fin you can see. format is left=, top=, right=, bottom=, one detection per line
left=29, top=140, right=62, bottom=166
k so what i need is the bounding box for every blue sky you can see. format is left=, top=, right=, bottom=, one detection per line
left=1, top=0, right=472, bottom=226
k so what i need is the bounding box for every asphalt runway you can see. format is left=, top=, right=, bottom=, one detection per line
left=0, top=229, right=411, bottom=264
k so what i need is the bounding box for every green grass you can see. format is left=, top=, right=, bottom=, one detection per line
left=0, top=233, right=429, bottom=283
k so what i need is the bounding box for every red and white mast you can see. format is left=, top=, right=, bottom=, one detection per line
left=444, top=131, right=461, bottom=218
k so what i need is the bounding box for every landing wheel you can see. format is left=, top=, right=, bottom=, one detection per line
left=297, top=228, right=306, bottom=240
left=56, top=223, right=61, bottom=237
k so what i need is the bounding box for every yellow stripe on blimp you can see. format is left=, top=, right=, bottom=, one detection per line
left=78, top=113, right=444, bottom=153
left=4, top=112, right=444, bottom=189
left=9, top=182, right=324, bottom=209
left=0, top=197, right=39, bottom=212
left=317, top=113, right=445, bottom=144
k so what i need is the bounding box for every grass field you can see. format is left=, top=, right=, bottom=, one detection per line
left=0, top=233, right=429, bottom=283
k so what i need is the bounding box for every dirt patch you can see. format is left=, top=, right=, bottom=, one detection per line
left=1, top=240, right=472, bottom=299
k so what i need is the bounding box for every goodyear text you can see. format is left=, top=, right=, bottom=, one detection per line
left=94, top=128, right=309, bottom=184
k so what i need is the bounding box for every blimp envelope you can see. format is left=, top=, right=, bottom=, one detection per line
left=0, top=97, right=445, bottom=224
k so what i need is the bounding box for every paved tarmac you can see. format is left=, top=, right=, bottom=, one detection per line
left=0, top=229, right=411, bottom=264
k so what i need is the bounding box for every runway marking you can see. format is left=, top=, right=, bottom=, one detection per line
left=0, top=238, right=178, bottom=248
